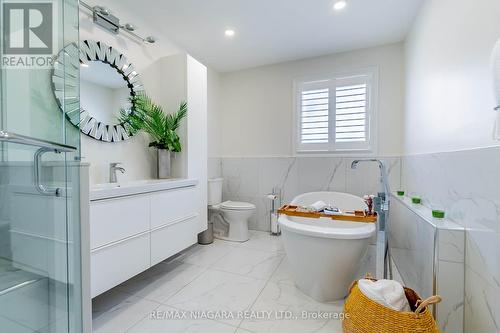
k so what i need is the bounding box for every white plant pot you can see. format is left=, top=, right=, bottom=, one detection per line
left=157, top=149, right=171, bottom=179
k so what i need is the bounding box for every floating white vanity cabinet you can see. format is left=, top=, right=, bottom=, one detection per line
left=90, top=195, right=150, bottom=249
left=150, top=215, right=198, bottom=266
left=91, top=233, right=150, bottom=298
left=150, top=187, right=199, bottom=265
left=89, top=179, right=198, bottom=298
left=150, top=187, right=196, bottom=228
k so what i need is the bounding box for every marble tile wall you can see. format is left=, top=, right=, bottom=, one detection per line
left=390, top=195, right=465, bottom=333
left=209, top=149, right=500, bottom=333
left=208, top=156, right=401, bottom=231
left=402, top=147, right=500, bottom=333
left=389, top=198, right=436, bottom=299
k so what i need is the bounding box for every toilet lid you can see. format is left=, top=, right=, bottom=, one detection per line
left=221, top=201, right=256, bottom=210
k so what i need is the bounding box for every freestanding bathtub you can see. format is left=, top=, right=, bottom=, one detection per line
left=279, top=192, right=376, bottom=302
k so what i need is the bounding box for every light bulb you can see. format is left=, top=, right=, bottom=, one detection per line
left=333, top=0, right=347, bottom=11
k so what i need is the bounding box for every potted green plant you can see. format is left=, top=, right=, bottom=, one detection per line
left=119, top=93, right=187, bottom=179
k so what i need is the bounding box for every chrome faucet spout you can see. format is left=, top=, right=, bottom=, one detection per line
left=109, top=163, right=125, bottom=183
left=350, top=159, right=390, bottom=200
left=351, top=158, right=380, bottom=169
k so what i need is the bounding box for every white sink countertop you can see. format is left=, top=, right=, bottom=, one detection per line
left=90, top=178, right=198, bottom=200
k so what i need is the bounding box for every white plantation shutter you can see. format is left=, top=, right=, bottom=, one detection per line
left=334, top=76, right=370, bottom=149
left=300, top=87, right=329, bottom=144
left=297, top=80, right=331, bottom=151
left=296, top=72, right=375, bottom=152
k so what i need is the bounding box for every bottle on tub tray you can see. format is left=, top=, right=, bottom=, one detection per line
left=363, top=194, right=375, bottom=215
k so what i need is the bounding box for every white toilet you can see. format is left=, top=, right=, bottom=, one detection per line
left=208, top=178, right=255, bottom=242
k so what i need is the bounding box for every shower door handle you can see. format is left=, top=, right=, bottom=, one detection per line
left=34, top=148, right=63, bottom=197
left=0, top=131, right=77, bottom=197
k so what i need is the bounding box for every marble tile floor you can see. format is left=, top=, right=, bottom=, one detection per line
left=92, top=231, right=349, bottom=333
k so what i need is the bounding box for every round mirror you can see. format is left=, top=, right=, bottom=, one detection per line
left=52, top=40, right=144, bottom=142
left=80, top=61, right=133, bottom=124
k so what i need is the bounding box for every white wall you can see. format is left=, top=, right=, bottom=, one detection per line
left=207, top=68, right=222, bottom=158
left=187, top=56, right=208, bottom=232
left=79, top=2, right=182, bottom=184
left=404, top=0, right=500, bottom=154
left=404, top=2, right=500, bottom=332
left=216, top=43, right=405, bottom=157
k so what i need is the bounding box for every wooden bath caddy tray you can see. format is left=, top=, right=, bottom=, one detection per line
left=278, top=205, right=377, bottom=223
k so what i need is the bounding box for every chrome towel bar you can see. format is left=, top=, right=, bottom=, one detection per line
left=0, top=131, right=76, bottom=152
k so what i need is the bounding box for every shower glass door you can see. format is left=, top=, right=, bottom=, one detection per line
left=0, top=0, right=81, bottom=332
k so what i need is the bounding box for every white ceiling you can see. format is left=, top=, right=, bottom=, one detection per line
left=114, top=0, right=423, bottom=72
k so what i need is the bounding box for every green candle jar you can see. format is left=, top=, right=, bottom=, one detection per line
left=432, top=210, right=445, bottom=219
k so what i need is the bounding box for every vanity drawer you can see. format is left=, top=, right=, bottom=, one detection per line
left=90, top=195, right=150, bottom=249
left=91, top=233, right=150, bottom=298
left=150, top=186, right=196, bottom=228
left=150, top=214, right=198, bottom=266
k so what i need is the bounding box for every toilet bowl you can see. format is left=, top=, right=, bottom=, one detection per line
left=208, top=179, right=255, bottom=242
left=279, top=191, right=376, bottom=302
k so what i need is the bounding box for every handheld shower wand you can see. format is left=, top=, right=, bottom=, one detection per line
left=351, top=159, right=393, bottom=279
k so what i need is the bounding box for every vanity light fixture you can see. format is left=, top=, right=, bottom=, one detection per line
left=123, top=23, right=136, bottom=32
left=145, top=36, right=156, bottom=44
left=224, top=29, right=236, bottom=38
left=94, top=5, right=110, bottom=16
left=79, top=1, right=157, bottom=44
left=333, top=0, right=347, bottom=11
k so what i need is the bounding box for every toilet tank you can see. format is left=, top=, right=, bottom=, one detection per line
left=208, top=178, right=223, bottom=205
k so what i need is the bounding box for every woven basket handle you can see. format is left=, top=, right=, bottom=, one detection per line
left=415, top=295, right=442, bottom=314
left=364, top=273, right=376, bottom=280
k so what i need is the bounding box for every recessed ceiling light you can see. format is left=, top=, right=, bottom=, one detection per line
left=333, top=0, right=347, bottom=11
left=224, top=29, right=235, bottom=38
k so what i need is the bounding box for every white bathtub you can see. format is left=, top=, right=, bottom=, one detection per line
left=279, top=191, right=376, bottom=302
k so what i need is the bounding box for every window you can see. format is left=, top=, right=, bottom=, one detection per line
left=295, top=70, right=377, bottom=153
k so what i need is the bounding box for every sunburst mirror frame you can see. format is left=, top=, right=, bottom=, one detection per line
left=52, top=40, right=144, bottom=142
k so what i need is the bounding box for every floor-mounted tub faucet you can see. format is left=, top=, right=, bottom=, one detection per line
left=351, top=159, right=392, bottom=279
left=351, top=159, right=390, bottom=206
left=109, top=163, right=125, bottom=183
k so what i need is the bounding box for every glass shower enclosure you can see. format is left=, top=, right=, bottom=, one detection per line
left=0, top=0, right=82, bottom=332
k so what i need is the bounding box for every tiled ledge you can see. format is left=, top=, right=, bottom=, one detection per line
left=390, top=193, right=463, bottom=231
left=390, top=192, right=465, bottom=333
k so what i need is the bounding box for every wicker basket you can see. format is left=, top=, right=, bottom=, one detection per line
left=343, top=277, right=441, bottom=333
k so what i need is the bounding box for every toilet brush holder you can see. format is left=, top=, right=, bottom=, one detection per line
left=270, top=212, right=280, bottom=235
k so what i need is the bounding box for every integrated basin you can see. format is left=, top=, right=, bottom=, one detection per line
left=90, top=178, right=198, bottom=200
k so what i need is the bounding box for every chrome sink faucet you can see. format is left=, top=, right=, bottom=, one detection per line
left=109, top=163, right=125, bottom=183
